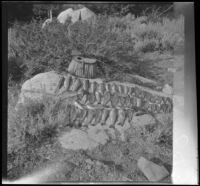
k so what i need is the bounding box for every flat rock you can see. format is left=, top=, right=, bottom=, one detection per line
left=87, top=126, right=110, bottom=145
left=137, top=157, right=169, bottom=182
left=132, top=114, right=156, bottom=126
left=59, top=128, right=110, bottom=150
left=59, top=129, right=99, bottom=150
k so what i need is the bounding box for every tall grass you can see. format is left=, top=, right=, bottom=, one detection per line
left=7, top=87, right=72, bottom=180
left=8, top=14, right=184, bottom=81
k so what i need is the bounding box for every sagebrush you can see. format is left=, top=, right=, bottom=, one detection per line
left=8, top=14, right=184, bottom=81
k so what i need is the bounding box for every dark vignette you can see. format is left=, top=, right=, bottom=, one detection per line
left=2, top=2, right=8, bottom=180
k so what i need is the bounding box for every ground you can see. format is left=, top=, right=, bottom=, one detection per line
left=7, top=50, right=184, bottom=183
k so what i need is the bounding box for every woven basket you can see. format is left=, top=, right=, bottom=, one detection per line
left=68, top=56, right=97, bottom=79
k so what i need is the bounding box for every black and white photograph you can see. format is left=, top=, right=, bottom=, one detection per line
left=2, top=1, right=198, bottom=184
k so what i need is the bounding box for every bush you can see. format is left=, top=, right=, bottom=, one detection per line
left=7, top=92, right=72, bottom=179
left=8, top=15, right=184, bottom=81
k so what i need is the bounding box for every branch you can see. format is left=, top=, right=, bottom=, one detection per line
left=157, top=5, right=173, bottom=17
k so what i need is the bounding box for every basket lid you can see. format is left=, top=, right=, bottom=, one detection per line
left=74, top=56, right=97, bottom=64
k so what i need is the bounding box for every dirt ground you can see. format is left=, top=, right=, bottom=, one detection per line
left=8, top=51, right=184, bottom=184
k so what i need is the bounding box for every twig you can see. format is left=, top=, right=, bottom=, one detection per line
left=157, top=5, right=173, bottom=17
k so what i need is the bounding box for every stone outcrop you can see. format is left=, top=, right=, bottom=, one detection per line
left=57, top=7, right=96, bottom=24
left=18, top=71, right=173, bottom=114
left=17, top=56, right=173, bottom=147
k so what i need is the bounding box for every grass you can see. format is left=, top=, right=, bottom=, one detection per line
left=8, top=14, right=184, bottom=83
left=7, top=83, right=172, bottom=182
left=6, top=12, right=179, bottom=182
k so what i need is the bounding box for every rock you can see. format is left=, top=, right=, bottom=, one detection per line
left=57, top=7, right=96, bottom=24
left=87, top=126, right=110, bottom=145
left=137, top=157, right=169, bottom=182
left=155, top=113, right=172, bottom=126
left=59, top=129, right=99, bottom=150
left=162, top=84, right=173, bottom=95
left=59, top=125, right=111, bottom=150
left=95, top=160, right=103, bottom=167
left=132, top=114, right=156, bottom=126
left=168, top=67, right=177, bottom=73
left=85, top=159, right=94, bottom=165
left=115, top=120, right=130, bottom=141
left=17, top=71, right=63, bottom=105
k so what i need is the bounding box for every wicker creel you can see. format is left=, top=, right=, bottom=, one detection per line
left=68, top=56, right=97, bottom=79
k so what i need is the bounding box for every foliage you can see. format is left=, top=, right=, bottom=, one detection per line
left=8, top=14, right=184, bottom=82
left=7, top=88, right=72, bottom=180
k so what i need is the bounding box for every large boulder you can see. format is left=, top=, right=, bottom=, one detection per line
left=57, top=7, right=96, bottom=24
left=17, top=71, right=63, bottom=105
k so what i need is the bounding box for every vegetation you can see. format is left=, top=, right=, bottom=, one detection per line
left=6, top=3, right=181, bottom=182
left=8, top=14, right=184, bottom=82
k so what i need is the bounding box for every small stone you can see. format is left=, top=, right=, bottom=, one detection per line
left=137, top=157, right=169, bottom=182
left=95, top=161, right=103, bottom=167
left=85, top=159, right=94, bottom=165
left=162, top=84, right=173, bottom=95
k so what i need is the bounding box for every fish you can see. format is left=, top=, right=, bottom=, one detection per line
left=88, top=93, right=96, bottom=105
left=90, top=81, right=98, bottom=93
left=102, top=91, right=111, bottom=106
left=116, top=109, right=126, bottom=126
left=80, top=93, right=88, bottom=105
left=136, top=98, right=141, bottom=107
left=90, top=109, right=98, bottom=126
left=95, top=109, right=103, bottom=124
left=127, top=109, right=134, bottom=123
left=134, top=86, right=141, bottom=97
left=98, top=82, right=106, bottom=95
left=105, top=83, right=112, bottom=92
left=113, top=83, right=120, bottom=94
left=77, top=90, right=85, bottom=101
left=125, top=95, right=131, bottom=108
left=65, top=75, right=72, bottom=91
left=69, top=105, right=79, bottom=123
left=131, top=96, right=137, bottom=108
left=118, top=96, right=126, bottom=107
left=71, top=78, right=82, bottom=92
left=100, top=109, right=110, bottom=125
left=95, top=92, right=102, bottom=104
left=128, top=86, right=134, bottom=95
left=124, top=86, right=129, bottom=95
left=77, top=109, right=88, bottom=123
left=111, top=93, right=120, bottom=107
left=74, top=101, right=84, bottom=110
left=108, top=108, right=118, bottom=128
left=118, top=84, right=125, bottom=94
left=82, top=109, right=95, bottom=126
left=82, top=79, right=90, bottom=92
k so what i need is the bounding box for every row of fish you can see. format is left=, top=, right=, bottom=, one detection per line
left=56, top=75, right=173, bottom=113
left=67, top=103, right=137, bottom=128
left=76, top=91, right=172, bottom=113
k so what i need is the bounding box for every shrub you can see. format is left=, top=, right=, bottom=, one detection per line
left=8, top=15, right=184, bottom=81
left=7, top=92, right=72, bottom=179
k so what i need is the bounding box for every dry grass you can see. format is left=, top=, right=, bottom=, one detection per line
left=7, top=13, right=177, bottom=182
